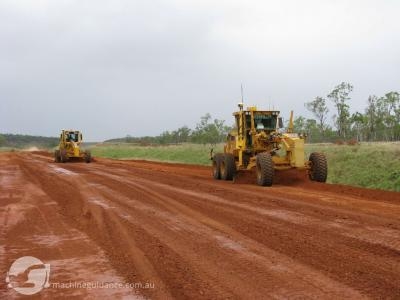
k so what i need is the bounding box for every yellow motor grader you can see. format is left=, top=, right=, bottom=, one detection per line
left=54, top=130, right=91, bottom=163
left=211, top=104, right=327, bottom=186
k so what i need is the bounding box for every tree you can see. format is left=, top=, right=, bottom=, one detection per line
left=158, top=131, right=173, bottom=144
left=327, top=82, right=353, bottom=138
left=365, top=95, right=379, bottom=140
left=381, top=92, right=400, bottom=140
left=191, top=113, right=229, bottom=145
left=392, top=92, right=400, bottom=140
left=293, top=116, right=321, bottom=141
left=350, top=112, right=367, bottom=141
left=125, top=134, right=135, bottom=143
left=0, top=134, right=5, bottom=147
left=293, top=116, right=307, bottom=132
left=176, top=126, right=191, bottom=143
left=305, top=96, right=329, bottom=133
left=376, top=92, right=400, bottom=141
left=305, top=119, right=318, bottom=142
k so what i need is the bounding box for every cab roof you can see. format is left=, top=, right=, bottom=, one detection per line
left=233, top=110, right=280, bottom=116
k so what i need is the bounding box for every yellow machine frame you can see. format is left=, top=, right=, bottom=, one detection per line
left=54, top=130, right=91, bottom=163
left=212, top=104, right=327, bottom=186
left=227, top=104, right=306, bottom=171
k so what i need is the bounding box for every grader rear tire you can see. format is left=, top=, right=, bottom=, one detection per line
left=54, top=150, right=61, bottom=163
left=220, top=153, right=236, bottom=180
left=212, top=154, right=223, bottom=180
left=85, top=151, right=92, bottom=163
left=60, top=149, right=67, bottom=163
left=256, top=152, right=274, bottom=186
left=309, top=152, right=327, bottom=182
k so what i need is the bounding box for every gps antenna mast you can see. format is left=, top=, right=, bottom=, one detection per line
left=241, top=84, right=244, bottom=105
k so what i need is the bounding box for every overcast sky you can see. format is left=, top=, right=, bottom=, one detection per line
left=1, top=0, right=399, bottom=141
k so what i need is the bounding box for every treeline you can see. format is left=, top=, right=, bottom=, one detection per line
left=4, top=83, right=396, bottom=148
left=295, top=82, right=400, bottom=143
left=0, top=133, right=58, bottom=149
left=106, top=113, right=231, bottom=145
left=108, top=82, right=400, bottom=145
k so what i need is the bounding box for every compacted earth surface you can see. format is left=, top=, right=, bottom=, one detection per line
left=0, top=151, right=399, bottom=299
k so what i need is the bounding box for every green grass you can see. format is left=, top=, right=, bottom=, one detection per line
left=92, top=142, right=400, bottom=192
left=91, top=143, right=223, bottom=165
left=305, top=142, right=400, bottom=192
left=0, top=147, right=16, bottom=152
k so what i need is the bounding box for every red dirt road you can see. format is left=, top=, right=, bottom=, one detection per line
left=1, top=151, right=400, bottom=299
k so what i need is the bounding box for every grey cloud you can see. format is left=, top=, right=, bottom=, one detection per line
left=1, top=0, right=399, bottom=141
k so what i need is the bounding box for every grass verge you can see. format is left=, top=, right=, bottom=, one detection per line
left=90, top=143, right=223, bottom=165
left=305, top=142, right=400, bottom=192
left=89, top=142, right=400, bottom=192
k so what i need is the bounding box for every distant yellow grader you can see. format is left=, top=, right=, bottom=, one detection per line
left=54, top=130, right=91, bottom=163
left=211, top=104, right=327, bottom=186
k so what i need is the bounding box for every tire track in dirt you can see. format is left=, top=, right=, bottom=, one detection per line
left=2, top=152, right=400, bottom=299
left=80, top=170, right=365, bottom=299
left=43, top=157, right=394, bottom=298
left=19, top=155, right=364, bottom=299
left=85, top=157, right=400, bottom=298
left=86, top=159, right=400, bottom=250
left=0, top=154, right=145, bottom=299
left=83, top=167, right=400, bottom=298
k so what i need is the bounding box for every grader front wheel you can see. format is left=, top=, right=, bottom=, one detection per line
left=212, top=154, right=223, bottom=180
left=220, top=153, right=236, bottom=180
left=84, top=151, right=92, bottom=163
left=256, top=153, right=274, bottom=186
left=54, top=150, right=61, bottom=163
left=60, top=149, right=68, bottom=163
left=309, top=152, right=328, bottom=182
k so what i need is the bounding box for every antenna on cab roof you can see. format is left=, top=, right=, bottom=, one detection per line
left=240, top=84, right=244, bottom=105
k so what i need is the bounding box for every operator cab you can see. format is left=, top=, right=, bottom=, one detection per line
left=235, top=110, right=279, bottom=133
left=63, top=130, right=82, bottom=143
left=252, top=112, right=279, bottom=132
left=233, top=107, right=281, bottom=148
left=256, top=123, right=264, bottom=130
left=68, top=132, right=78, bottom=142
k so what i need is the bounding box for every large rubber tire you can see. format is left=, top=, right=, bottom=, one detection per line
left=85, top=151, right=92, bottom=163
left=256, top=152, right=274, bottom=186
left=212, top=153, right=223, bottom=180
left=60, top=149, right=68, bottom=163
left=309, top=152, right=327, bottom=182
left=54, top=150, right=61, bottom=163
left=220, top=153, right=236, bottom=180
